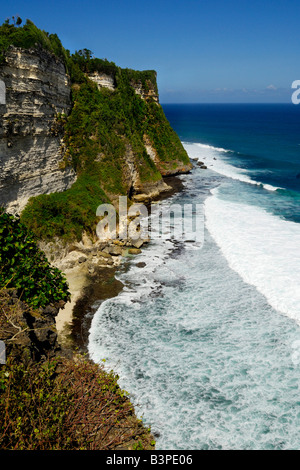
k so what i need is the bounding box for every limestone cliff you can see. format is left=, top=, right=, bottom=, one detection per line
left=0, top=46, right=76, bottom=213
left=130, top=75, right=159, bottom=103
left=0, top=21, right=192, bottom=240
left=88, top=71, right=115, bottom=91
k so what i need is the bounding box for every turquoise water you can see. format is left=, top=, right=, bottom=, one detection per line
left=88, top=104, right=300, bottom=449
left=164, top=104, right=300, bottom=194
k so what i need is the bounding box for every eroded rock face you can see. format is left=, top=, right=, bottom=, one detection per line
left=122, top=142, right=171, bottom=202
left=0, top=288, right=63, bottom=363
left=0, top=46, right=76, bottom=214
left=131, top=78, right=159, bottom=103
left=88, top=71, right=159, bottom=103
left=88, top=71, right=115, bottom=91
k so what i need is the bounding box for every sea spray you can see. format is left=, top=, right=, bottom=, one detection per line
left=89, top=104, right=300, bottom=449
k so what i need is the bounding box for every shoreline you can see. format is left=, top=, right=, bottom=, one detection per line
left=68, top=265, right=124, bottom=353
left=55, top=173, right=190, bottom=353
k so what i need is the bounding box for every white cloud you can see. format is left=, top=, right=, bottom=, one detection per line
left=266, top=84, right=277, bottom=90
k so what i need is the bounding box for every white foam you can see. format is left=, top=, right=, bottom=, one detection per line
left=87, top=178, right=300, bottom=450
left=205, top=188, right=300, bottom=323
left=88, top=199, right=181, bottom=363
left=183, top=142, right=282, bottom=192
left=195, top=143, right=231, bottom=153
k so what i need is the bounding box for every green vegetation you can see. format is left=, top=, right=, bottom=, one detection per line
left=122, top=68, right=158, bottom=94
left=21, top=173, right=109, bottom=241
left=145, top=100, right=190, bottom=166
left=0, top=208, right=70, bottom=308
left=0, top=20, right=165, bottom=450
left=69, top=48, right=118, bottom=81
left=1, top=19, right=190, bottom=241
left=0, top=207, right=154, bottom=450
left=0, top=18, right=68, bottom=64
left=0, top=356, right=154, bottom=450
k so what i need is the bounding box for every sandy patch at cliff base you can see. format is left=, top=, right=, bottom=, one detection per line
left=70, top=266, right=124, bottom=353
left=55, top=265, right=89, bottom=341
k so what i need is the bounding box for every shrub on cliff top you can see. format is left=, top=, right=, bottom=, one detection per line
left=70, top=49, right=118, bottom=79
left=0, top=19, right=68, bottom=64
left=0, top=208, right=70, bottom=308
left=0, top=357, right=154, bottom=450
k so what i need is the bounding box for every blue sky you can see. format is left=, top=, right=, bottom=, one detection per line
left=2, top=0, right=299, bottom=103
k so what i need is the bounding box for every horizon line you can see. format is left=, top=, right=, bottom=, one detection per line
left=160, top=102, right=296, bottom=105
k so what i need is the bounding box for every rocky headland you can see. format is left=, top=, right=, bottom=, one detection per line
left=0, top=18, right=192, bottom=450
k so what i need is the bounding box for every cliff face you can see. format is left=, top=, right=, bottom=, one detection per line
left=0, top=46, right=76, bottom=213
left=131, top=77, right=159, bottom=103
left=0, top=288, right=63, bottom=363
left=88, top=71, right=159, bottom=102
left=86, top=70, right=190, bottom=200
left=88, top=71, right=115, bottom=91
left=0, top=39, right=192, bottom=240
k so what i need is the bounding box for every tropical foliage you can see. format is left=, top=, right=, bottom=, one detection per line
left=0, top=18, right=67, bottom=64
left=0, top=208, right=70, bottom=307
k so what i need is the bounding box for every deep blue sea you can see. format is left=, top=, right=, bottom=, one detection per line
left=89, top=104, right=300, bottom=449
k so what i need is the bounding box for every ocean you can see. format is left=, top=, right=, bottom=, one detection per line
left=88, top=103, right=300, bottom=450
